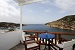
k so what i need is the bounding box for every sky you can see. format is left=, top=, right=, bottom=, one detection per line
left=0, top=0, right=75, bottom=24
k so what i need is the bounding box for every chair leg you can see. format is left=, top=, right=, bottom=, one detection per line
left=48, top=45, right=50, bottom=50
left=59, top=48, right=63, bottom=50
left=73, top=44, right=75, bottom=50
left=25, top=45, right=27, bottom=50
left=39, top=44, right=40, bottom=50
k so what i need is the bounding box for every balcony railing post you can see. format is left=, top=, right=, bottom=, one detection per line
left=58, top=34, right=62, bottom=44
left=55, top=34, right=57, bottom=44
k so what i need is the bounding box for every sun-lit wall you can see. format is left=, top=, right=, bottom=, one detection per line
left=0, top=30, right=21, bottom=50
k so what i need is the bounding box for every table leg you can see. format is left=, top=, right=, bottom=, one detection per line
left=44, top=44, right=47, bottom=50
left=48, top=45, right=50, bottom=50
left=48, top=39, right=51, bottom=50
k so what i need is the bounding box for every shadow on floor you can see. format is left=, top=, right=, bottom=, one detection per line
left=10, top=43, right=53, bottom=50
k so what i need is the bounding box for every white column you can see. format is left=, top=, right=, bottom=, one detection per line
left=20, top=4, right=22, bottom=34
left=20, top=3, right=23, bottom=43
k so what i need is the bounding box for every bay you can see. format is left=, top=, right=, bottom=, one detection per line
left=22, top=24, right=75, bottom=40
left=22, top=24, right=75, bottom=33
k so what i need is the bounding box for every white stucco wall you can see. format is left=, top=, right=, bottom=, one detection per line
left=0, top=30, right=21, bottom=50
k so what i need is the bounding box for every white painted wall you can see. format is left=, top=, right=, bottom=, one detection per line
left=0, top=30, right=21, bottom=50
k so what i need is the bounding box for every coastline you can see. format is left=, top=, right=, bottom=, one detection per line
left=45, top=24, right=75, bottom=31
left=0, top=28, right=20, bottom=34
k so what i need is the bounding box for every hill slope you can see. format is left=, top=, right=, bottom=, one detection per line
left=45, top=15, right=75, bottom=30
left=0, top=22, right=25, bottom=27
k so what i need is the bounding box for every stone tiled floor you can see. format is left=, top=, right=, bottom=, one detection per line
left=9, top=43, right=46, bottom=50
left=9, top=43, right=56, bottom=50
left=10, top=44, right=25, bottom=50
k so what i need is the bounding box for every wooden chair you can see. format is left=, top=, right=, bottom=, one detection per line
left=23, top=36, right=40, bottom=50
left=53, top=39, right=75, bottom=50
left=73, top=44, right=75, bottom=50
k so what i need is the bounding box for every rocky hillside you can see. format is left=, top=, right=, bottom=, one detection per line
left=0, top=22, right=25, bottom=28
left=45, top=15, right=75, bottom=30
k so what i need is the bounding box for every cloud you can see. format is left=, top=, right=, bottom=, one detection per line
left=54, top=0, right=75, bottom=10
left=40, top=0, right=75, bottom=13
left=44, top=9, right=50, bottom=12
left=27, top=10, right=33, bottom=13
left=0, top=0, right=20, bottom=23
left=41, top=0, right=50, bottom=4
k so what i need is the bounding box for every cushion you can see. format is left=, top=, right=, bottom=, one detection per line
left=27, top=43, right=38, bottom=48
left=22, top=32, right=30, bottom=41
left=72, top=39, right=75, bottom=41
left=57, top=44, right=63, bottom=48
left=63, top=40, right=75, bottom=48
left=57, top=40, right=75, bottom=48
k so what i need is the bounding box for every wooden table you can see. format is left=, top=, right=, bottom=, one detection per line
left=39, top=33, right=54, bottom=50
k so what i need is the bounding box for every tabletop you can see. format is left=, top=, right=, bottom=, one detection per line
left=39, top=33, right=54, bottom=39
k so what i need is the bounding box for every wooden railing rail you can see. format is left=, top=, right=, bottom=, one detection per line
left=23, top=30, right=75, bottom=44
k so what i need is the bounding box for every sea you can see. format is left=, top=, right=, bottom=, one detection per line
left=22, top=24, right=75, bottom=40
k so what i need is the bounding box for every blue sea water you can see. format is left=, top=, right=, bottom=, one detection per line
left=22, top=24, right=75, bottom=40
left=22, top=24, right=75, bottom=33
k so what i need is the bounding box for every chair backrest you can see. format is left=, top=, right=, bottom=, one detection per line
left=24, top=35, right=40, bottom=50
left=63, top=40, right=75, bottom=48
left=22, top=31, right=30, bottom=43
left=22, top=32, right=25, bottom=41
left=55, top=40, right=75, bottom=50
